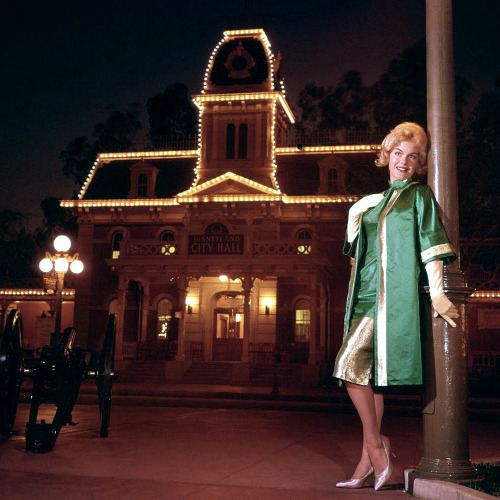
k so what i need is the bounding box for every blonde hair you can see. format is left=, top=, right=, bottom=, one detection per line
left=375, top=122, right=429, bottom=174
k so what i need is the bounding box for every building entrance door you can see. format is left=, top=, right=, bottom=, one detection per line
left=213, top=306, right=244, bottom=361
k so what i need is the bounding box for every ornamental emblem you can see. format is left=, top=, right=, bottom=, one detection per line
left=224, top=40, right=255, bottom=78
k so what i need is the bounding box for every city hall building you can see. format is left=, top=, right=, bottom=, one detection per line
left=57, top=29, right=499, bottom=385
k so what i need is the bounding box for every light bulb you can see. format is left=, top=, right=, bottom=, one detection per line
left=54, top=257, right=69, bottom=272
left=54, top=235, right=71, bottom=252
left=39, top=258, right=53, bottom=273
left=70, top=260, right=84, bottom=274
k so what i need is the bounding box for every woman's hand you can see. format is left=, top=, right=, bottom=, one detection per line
left=425, top=260, right=459, bottom=327
left=347, top=194, right=384, bottom=243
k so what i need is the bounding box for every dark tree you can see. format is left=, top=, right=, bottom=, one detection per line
left=147, top=82, right=197, bottom=142
left=370, top=40, right=428, bottom=129
left=93, top=105, right=142, bottom=151
left=296, top=83, right=325, bottom=133
left=60, top=104, right=142, bottom=189
left=296, top=40, right=470, bottom=137
left=458, top=83, right=500, bottom=275
left=33, top=197, right=77, bottom=252
left=60, top=136, right=98, bottom=188
left=320, top=70, right=370, bottom=132
left=0, top=209, right=38, bottom=284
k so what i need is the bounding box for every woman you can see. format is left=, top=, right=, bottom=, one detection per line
left=333, top=122, right=458, bottom=491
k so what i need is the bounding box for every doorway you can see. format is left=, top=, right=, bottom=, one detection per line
left=213, top=294, right=244, bottom=361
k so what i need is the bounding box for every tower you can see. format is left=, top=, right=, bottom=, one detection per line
left=193, top=29, right=294, bottom=189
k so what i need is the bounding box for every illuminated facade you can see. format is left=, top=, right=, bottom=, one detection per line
left=58, top=29, right=499, bottom=384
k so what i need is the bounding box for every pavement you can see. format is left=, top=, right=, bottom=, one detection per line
left=1, top=382, right=499, bottom=499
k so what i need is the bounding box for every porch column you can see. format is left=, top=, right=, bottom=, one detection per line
left=319, top=284, right=327, bottom=360
left=241, top=275, right=254, bottom=363
left=308, top=275, right=318, bottom=364
left=175, top=274, right=189, bottom=362
left=0, top=301, right=7, bottom=331
left=139, top=283, right=150, bottom=343
left=115, top=276, right=128, bottom=361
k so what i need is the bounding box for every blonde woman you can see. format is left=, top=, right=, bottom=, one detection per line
left=333, top=122, right=458, bottom=490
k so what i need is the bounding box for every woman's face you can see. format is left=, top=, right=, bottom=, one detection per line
left=388, top=141, right=420, bottom=183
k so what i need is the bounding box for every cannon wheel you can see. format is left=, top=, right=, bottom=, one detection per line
left=97, top=314, right=116, bottom=438
left=0, top=310, right=24, bottom=438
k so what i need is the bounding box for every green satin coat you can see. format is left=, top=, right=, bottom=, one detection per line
left=342, top=180, right=456, bottom=386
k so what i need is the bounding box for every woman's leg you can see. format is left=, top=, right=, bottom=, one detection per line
left=346, top=382, right=387, bottom=476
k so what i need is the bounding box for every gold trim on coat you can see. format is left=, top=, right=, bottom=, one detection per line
left=421, top=243, right=455, bottom=263
left=376, top=189, right=403, bottom=386
left=333, top=316, right=374, bottom=385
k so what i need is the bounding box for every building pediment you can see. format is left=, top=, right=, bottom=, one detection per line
left=176, top=172, right=281, bottom=198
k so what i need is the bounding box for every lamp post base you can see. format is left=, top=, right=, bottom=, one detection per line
left=406, top=465, right=482, bottom=496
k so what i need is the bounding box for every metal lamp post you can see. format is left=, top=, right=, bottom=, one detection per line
left=39, top=235, right=83, bottom=344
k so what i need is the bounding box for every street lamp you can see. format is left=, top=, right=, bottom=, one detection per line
left=39, top=235, right=83, bottom=343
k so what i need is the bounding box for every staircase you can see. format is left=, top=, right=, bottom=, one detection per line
left=119, top=361, right=166, bottom=383
left=250, top=364, right=302, bottom=387
left=182, top=362, right=234, bottom=385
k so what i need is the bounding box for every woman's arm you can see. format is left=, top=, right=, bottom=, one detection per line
left=425, top=259, right=459, bottom=327
left=346, top=193, right=384, bottom=244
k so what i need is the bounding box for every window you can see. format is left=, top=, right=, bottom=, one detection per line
left=296, top=229, right=312, bottom=255
left=157, top=298, right=174, bottom=339
left=238, top=123, right=248, bottom=159
left=226, top=122, right=248, bottom=159
left=327, top=168, right=338, bottom=193
left=478, top=308, right=500, bottom=329
left=108, top=298, right=118, bottom=315
left=111, top=231, right=124, bottom=259
left=160, top=230, right=177, bottom=256
left=226, top=124, right=235, bottom=159
left=295, top=299, right=311, bottom=341
left=137, top=173, right=148, bottom=197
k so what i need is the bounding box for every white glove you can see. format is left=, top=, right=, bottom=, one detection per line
left=346, top=194, right=384, bottom=243
left=425, top=260, right=459, bottom=327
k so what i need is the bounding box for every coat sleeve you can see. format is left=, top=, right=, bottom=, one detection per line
left=415, top=185, right=457, bottom=266
left=342, top=233, right=353, bottom=255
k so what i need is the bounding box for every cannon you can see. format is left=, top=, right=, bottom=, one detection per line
left=0, top=310, right=117, bottom=452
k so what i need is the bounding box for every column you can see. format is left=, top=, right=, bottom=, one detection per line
left=241, top=275, right=254, bottom=363
left=115, top=276, right=128, bottom=361
left=319, top=285, right=327, bottom=356
left=410, top=0, right=477, bottom=486
left=0, top=301, right=7, bottom=332
left=175, top=274, right=189, bottom=362
left=139, top=283, right=150, bottom=343
left=308, top=275, right=318, bottom=364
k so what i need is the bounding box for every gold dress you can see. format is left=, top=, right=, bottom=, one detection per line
left=332, top=192, right=384, bottom=385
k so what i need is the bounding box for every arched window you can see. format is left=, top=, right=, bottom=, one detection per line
left=327, top=168, right=338, bottom=193
left=137, top=173, right=148, bottom=197
left=108, top=298, right=118, bottom=315
left=226, top=124, right=235, bottom=159
left=157, top=298, right=174, bottom=339
left=111, top=231, right=124, bottom=259
left=294, top=299, right=311, bottom=341
left=296, top=229, right=312, bottom=255
left=238, top=123, right=248, bottom=159
left=160, top=230, right=177, bottom=256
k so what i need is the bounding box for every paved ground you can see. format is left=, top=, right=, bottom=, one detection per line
left=1, top=397, right=499, bottom=499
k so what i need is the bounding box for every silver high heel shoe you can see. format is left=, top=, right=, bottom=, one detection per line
left=336, top=467, right=374, bottom=489
left=374, top=435, right=394, bottom=491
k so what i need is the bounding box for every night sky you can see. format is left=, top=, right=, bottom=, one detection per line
left=1, top=0, right=497, bottom=231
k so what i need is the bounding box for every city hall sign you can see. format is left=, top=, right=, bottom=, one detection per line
left=189, top=222, right=244, bottom=255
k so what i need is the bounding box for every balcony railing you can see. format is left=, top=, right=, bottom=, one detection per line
left=98, top=129, right=388, bottom=154
left=99, top=135, right=198, bottom=153
left=118, top=238, right=314, bottom=258
left=277, top=128, right=386, bottom=148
